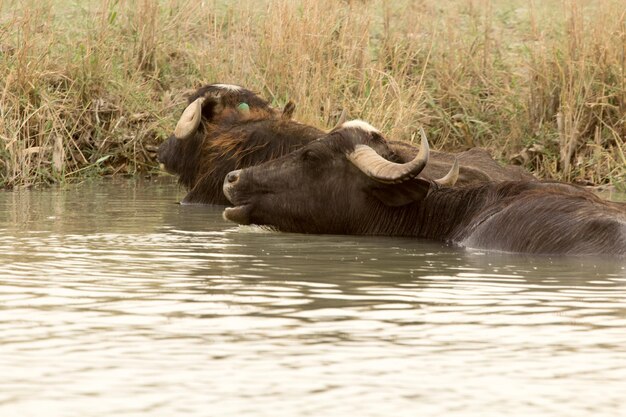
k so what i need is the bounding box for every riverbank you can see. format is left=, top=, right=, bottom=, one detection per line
left=1, top=0, right=624, bottom=188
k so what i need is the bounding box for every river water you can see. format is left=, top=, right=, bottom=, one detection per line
left=0, top=178, right=625, bottom=417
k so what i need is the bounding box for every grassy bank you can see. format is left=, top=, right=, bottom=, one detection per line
left=0, top=0, right=624, bottom=188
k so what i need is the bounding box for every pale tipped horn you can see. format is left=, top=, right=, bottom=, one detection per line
left=434, top=158, right=459, bottom=187
left=332, top=108, right=349, bottom=129
left=174, top=97, right=205, bottom=140
left=347, top=127, right=430, bottom=184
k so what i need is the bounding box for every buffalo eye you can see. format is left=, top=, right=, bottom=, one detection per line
left=371, top=132, right=384, bottom=143
left=300, top=149, right=319, bottom=162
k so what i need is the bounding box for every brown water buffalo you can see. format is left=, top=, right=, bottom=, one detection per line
left=157, top=83, right=316, bottom=204
left=222, top=120, right=626, bottom=257
left=158, top=83, right=533, bottom=205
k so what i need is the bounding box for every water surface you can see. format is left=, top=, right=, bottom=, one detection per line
left=1, top=179, right=625, bottom=417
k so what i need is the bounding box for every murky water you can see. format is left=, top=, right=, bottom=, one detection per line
left=1, top=178, right=625, bottom=417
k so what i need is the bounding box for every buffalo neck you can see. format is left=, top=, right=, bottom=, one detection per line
left=357, top=183, right=500, bottom=243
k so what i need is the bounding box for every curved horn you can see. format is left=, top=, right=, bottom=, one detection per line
left=434, top=158, right=459, bottom=187
left=347, top=128, right=430, bottom=184
left=174, top=97, right=205, bottom=140
left=332, top=108, right=349, bottom=129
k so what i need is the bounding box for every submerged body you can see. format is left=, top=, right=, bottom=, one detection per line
left=222, top=120, right=626, bottom=256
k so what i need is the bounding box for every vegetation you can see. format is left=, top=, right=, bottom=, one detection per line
left=0, top=0, right=624, bottom=188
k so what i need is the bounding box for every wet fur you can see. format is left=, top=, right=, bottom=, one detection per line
left=225, top=126, right=626, bottom=256
left=181, top=119, right=323, bottom=204
left=377, top=181, right=626, bottom=256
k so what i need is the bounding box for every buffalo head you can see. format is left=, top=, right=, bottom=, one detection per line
left=223, top=120, right=457, bottom=233
left=158, top=83, right=295, bottom=176
left=171, top=83, right=292, bottom=140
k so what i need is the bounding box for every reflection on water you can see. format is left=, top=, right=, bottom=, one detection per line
left=0, top=178, right=625, bottom=417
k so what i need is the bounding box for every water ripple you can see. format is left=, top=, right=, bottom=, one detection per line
left=0, top=179, right=625, bottom=417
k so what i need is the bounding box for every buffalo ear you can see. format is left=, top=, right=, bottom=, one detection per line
left=281, top=101, right=296, bottom=120
left=369, top=178, right=431, bottom=207
left=194, top=92, right=223, bottom=121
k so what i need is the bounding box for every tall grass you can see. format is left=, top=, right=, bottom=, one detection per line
left=0, top=0, right=624, bottom=188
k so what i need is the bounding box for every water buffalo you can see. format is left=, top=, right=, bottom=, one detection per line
left=158, top=83, right=533, bottom=205
left=222, top=120, right=626, bottom=257
left=157, top=83, right=317, bottom=204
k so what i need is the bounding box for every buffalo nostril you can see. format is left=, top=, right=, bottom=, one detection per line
left=226, top=171, right=240, bottom=184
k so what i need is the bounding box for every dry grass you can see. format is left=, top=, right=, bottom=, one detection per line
left=0, top=0, right=624, bottom=188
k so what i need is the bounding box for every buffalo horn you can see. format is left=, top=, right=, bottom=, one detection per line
left=332, top=108, right=349, bottom=130
left=174, top=97, right=205, bottom=140
left=347, top=128, right=430, bottom=184
left=434, top=158, right=459, bottom=187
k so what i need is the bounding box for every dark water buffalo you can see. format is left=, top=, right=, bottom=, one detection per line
left=163, top=118, right=323, bottom=205
left=157, top=83, right=317, bottom=204
left=222, top=120, right=626, bottom=257
left=158, top=83, right=533, bottom=205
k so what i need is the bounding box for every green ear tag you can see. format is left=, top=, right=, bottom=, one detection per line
left=237, top=102, right=250, bottom=114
